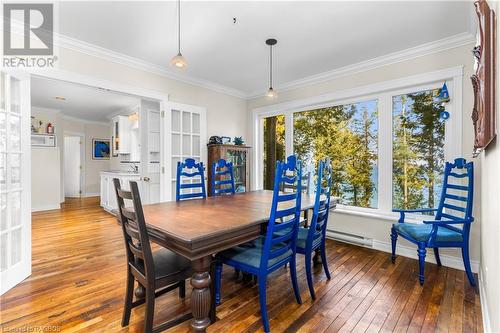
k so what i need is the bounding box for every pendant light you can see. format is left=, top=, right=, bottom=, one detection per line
left=265, top=38, right=277, bottom=98
left=170, top=0, right=187, bottom=69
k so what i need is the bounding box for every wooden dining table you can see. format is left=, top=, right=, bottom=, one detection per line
left=141, top=190, right=321, bottom=332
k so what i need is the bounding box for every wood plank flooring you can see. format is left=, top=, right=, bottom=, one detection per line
left=0, top=197, right=482, bottom=332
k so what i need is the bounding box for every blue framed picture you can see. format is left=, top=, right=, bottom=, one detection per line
left=92, top=139, right=110, bottom=160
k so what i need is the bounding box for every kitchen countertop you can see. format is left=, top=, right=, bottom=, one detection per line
left=100, top=170, right=140, bottom=176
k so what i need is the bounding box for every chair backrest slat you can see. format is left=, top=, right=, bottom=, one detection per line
left=261, top=155, right=302, bottom=271
left=176, top=158, right=207, bottom=201
left=435, top=158, right=474, bottom=236
left=304, top=158, right=333, bottom=249
left=113, top=178, right=155, bottom=282
left=211, top=159, right=236, bottom=196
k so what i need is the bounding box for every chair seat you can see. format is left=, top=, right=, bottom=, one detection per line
left=218, top=237, right=292, bottom=270
left=393, top=223, right=463, bottom=243
left=296, top=227, right=322, bottom=250
left=138, top=248, right=191, bottom=280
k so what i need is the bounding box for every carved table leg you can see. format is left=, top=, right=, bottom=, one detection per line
left=191, top=256, right=212, bottom=332
left=313, top=249, right=322, bottom=266
left=134, top=284, right=146, bottom=299
left=209, top=257, right=216, bottom=323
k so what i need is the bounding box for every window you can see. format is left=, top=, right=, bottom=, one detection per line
left=293, top=100, right=378, bottom=208
left=392, top=89, right=445, bottom=210
left=262, top=115, right=285, bottom=190
left=253, top=68, right=462, bottom=217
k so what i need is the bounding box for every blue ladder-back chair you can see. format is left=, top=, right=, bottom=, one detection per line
left=296, top=158, right=332, bottom=300
left=176, top=158, right=206, bottom=201
left=211, top=159, right=235, bottom=196
left=215, top=155, right=303, bottom=332
left=391, top=158, right=475, bottom=286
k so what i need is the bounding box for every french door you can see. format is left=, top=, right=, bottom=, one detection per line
left=164, top=102, right=207, bottom=201
left=0, top=71, right=31, bottom=295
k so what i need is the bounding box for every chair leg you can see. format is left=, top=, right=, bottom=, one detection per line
left=215, top=262, right=222, bottom=305
left=178, top=279, right=186, bottom=298
left=233, top=268, right=240, bottom=279
left=417, top=244, right=426, bottom=286
left=258, top=276, right=270, bottom=333
left=320, top=244, right=331, bottom=280
left=144, top=286, right=155, bottom=333
left=462, top=246, right=476, bottom=286
left=290, top=257, right=302, bottom=304
left=433, top=248, right=442, bottom=267
left=121, top=271, right=134, bottom=327
left=391, top=227, right=398, bottom=264
left=305, top=252, right=315, bottom=301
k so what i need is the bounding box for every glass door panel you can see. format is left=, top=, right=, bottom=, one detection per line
left=0, top=71, right=31, bottom=295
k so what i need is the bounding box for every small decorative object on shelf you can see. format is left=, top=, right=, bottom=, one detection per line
left=221, top=136, right=231, bottom=144
left=233, top=136, right=244, bottom=145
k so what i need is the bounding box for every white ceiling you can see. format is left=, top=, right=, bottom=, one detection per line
left=58, top=1, right=474, bottom=96
left=31, top=77, right=140, bottom=122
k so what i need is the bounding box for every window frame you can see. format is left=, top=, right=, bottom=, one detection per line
left=251, top=66, right=463, bottom=219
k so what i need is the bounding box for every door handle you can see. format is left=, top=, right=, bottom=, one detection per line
left=142, top=176, right=151, bottom=182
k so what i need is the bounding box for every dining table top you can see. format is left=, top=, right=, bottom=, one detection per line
left=142, top=190, right=316, bottom=244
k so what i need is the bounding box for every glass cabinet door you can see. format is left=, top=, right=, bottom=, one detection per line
left=226, top=149, right=247, bottom=193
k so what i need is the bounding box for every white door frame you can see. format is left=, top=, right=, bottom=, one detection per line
left=1, top=70, right=31, bottom=295
left=63, top=131, right=85, bottom=198
left=29, top=69, right=170, bottom=201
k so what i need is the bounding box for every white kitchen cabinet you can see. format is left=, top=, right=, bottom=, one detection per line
left=112, top=115, right=140, bottom=158
left=100, top=172, right=142, bottom=214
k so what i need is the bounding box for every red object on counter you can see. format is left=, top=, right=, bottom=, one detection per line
left=47, top=123, right=54, bottom=134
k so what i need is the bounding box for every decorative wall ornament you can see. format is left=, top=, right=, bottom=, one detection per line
left=471, top=0, right=496, bottom=157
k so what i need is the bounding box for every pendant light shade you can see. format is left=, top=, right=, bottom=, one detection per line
left=265, top=38, right=277, bottom=98
left=170, top=52, right=187, bottom=68
left=171, top=0, right=187, bottom=69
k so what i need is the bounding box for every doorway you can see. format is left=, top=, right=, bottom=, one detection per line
left=64, top=134, right=84, bottom=198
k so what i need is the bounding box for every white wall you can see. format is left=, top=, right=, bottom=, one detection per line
left=57, top=47, right=249, bottom=142
left=31, top=107, right=110, bottom=200
left=478, top=2, right=500, bottom=331
left=247, top=44, right=481, bottom=268
left=31, top=147, right=60, bottom=212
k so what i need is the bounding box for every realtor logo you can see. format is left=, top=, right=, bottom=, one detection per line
left=2, top=3, right=57, bottom=68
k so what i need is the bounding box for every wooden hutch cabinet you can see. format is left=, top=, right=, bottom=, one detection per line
left=207, top=144, right=252, bottom=196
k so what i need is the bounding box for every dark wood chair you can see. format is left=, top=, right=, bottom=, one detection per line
left=113, top=178, right=192, bottom=333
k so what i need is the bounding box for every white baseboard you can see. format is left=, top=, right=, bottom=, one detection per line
left=372, top=239, right=479, bottom=273
left=478, top=267, right=492, bottom=333
left=31, top=204, right=60, bottom=212
left=84, top=192, right=100, bottom=197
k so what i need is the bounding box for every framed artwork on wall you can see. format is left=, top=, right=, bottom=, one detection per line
left=92, top=139, right=111, bottom=160
left=471, top=0, right=497, bottom=157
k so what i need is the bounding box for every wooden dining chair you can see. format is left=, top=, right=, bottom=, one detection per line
left=295, top=158, right=332, bottom=300
left=215, top=155, right=303, bottom=333
left=176, top=158, right=206, bottom=201
left=113, top=178, right=192, bottom=333
left=211, top=158, right=235, bottom=196
left=391, top=158, right=476, bottom=286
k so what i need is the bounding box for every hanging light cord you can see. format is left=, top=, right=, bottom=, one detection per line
left=269, top=44, right=273, bottom=89
left=178, top=0, right=181, bottom=54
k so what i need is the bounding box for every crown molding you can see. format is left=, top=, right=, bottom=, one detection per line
left=54, top=30, right=474, bottom=101
left=55, top=33, right=248, bottom=99
left=246, top=32, right=475, bottom=99
left=31, top=106, right=62, bottom=115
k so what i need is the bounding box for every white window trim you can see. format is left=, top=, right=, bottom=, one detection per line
left=251, top=66, right=463, bottom=219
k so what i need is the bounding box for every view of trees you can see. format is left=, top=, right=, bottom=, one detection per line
left=392, top=89, right=445, bottom=211
left=263, top=115, right=285, bottom=190
left=293, top=101, right=378, bottom=208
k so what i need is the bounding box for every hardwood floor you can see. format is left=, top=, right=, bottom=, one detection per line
left=0, top=197, right=482, bottom=332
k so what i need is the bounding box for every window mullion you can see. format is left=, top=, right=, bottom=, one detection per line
left=378, top=93, right=393, bottom=212
left=285, top=111, right=294, bottom=157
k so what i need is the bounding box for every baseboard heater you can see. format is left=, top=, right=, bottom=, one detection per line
left=326, top=229, right=373, bottom=247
